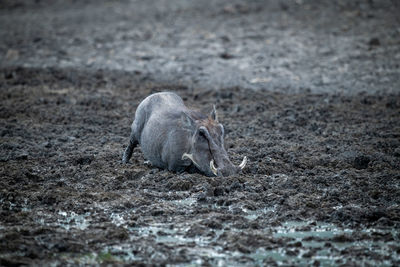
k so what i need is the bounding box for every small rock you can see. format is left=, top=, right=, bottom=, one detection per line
left=41, top=194, right=57, bottom=205
left=219, top=52, right=234, bottom=60
left=151, top=209, right=164, bottom=216
left=213, top=187, right=225, bottom=197
left=75, top=156, right=93, bottom=165
left=42, top=141, right=52, bottom=148
left=220, top=35, right=230, bottom=42
left=57, top=136, right=68, bottom=142
left=25, top=171, right=42, bottom=182
left=203, top=219, right=222, bottom=229
left=291, top=241, right=302, bottom=247
left=365, top=210, right=386, bottom=222
left=237, top=244, right=251, bottom=253
left=353, top=155, right=370, bottom=169
left=286, top=249, right=298, bottom=256
left=196, top=193, right=207, bottom=202
left=106, top=227, right=129, bottom=240
left=33, top=37, right=42, bottom=43
left=331, top=234, right=353, bottom=242
left=368, top=37, right=380, bottom=46
left=185, top=224, right=207, bottom=237
left=16, top=151, right=28, bottom=160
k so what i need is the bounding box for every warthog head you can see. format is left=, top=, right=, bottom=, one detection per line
left=181, top=106, right=247, bottom=177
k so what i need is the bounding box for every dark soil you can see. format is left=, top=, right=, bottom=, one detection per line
left=1, top=66, right=399, bottom=265
left=1, top=0, right=400, bottom=266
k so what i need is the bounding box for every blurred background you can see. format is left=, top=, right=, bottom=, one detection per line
left=1, top=0, right=399, bottom=93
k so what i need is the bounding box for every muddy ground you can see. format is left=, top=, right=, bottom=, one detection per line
left=1, top=0, right=400, bottom=266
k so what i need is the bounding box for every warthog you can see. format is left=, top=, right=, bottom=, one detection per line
left=122, top=92, right=247, bottom=176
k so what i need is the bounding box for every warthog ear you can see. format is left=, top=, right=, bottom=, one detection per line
left=210, top=105, right=218, bottom=122
left=181, top=111, right=196, bottom=131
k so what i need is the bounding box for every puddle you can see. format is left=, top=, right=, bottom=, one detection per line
left=273, top=221, right=353, bottom=239
left=110, top=212, right=126, bottom=227
left=31, top=199, right=399, bottom=266
left=102, top=244, right=137, bottom=262
left=242, top=206, right=276, bottom=220
left=129, top=222, right=220, bottom=246
left=124, top=219, right=399, bottom=266
left=35, top=210, right=91, bottom=230
left=56, top=249, right=136, bottom=265
left=252, top=221, right=400, bottom=266
left=102, top=197, right=400, bottom=266
left=167, top=197, right=197, bottom=207
left=57, top=211, right=90, bottom=230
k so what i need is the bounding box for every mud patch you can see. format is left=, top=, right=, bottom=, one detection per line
left=0, top=67, right=399, bottom=265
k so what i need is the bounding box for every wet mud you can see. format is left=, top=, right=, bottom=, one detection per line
left=1, top=0, right=400, bottom=266
left=1, top=67, right=399, bottom=265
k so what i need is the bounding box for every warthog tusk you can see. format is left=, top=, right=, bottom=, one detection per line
left=239, top=156, right=247, bottom=169
left=182, top=153, right=192, bottom=161
left=182, top=153, right=200, bottom=168
left=210, top=160, right=218, bottom=176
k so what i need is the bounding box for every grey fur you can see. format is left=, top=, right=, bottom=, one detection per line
left=122, top=92, right=240, bottom=176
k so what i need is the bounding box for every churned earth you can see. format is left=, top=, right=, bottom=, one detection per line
left=1, top=0, right=400, bottom=266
